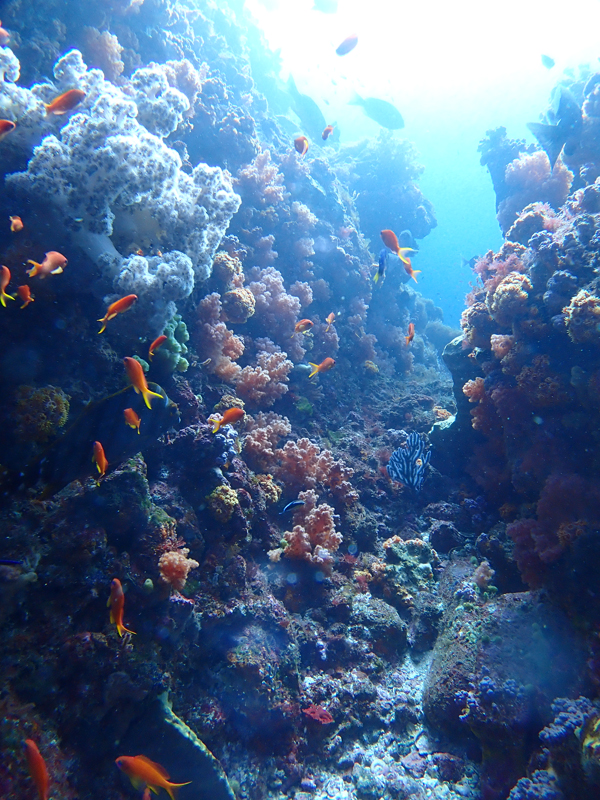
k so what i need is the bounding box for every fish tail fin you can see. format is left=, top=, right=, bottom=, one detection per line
left=167, top=782, right=192, bottom=799
left=348, top=91, right=363, bottom=107
left=308, top=362, right=319, bottom=378
left=25, top=260, right=40, bottom=277
left=212, top=420, right=222, bottom=434
left=142, top=388, right=163, bottom=410
left=373, top=271, right=380, bottom=284
left=97, top=320, right=107, bottom=334
left=411, top=270, right=421, bottom=283
left=117, top=622, right=136, bottom=637
left=397, top=247, right=416, bottom=265
left=526, top=121, right=566, bottom=169
left=0, top=291, right=15, bottom=307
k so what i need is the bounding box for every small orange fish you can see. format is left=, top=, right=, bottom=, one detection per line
left=405, top=322, right=415, bottom=346
left=107, top=578, right=135, bottom=637
left=9, top=215, right=23, bottom=232
left=24, top=739, right=49, bottom=800
left=293, top=318, right=313, bottom=336
left=93, top=441, right=108, bottom=479
left=0, top=119, right=15, bottom=141
left=308, top=357, right=335, bottom=378
left=0, top=265, right=15, bottom=308
left=17, top=285, right=34, bottom=309
left=115, top=755, right=190, bottom=800
left=294, top=135, right=309, bottom=156
left=26, top=251, right=67, bottom=278
left=124, top=407, right=141, bottom=434
left=402, top=256, right=421, bottom=283
left=336, top=34, right=358, bottom=56
left=123, top=357, right=163, bottom=410
left=322, top=124, right=335, bottom=140
left=148, top=334, right=168, bottom=360
left=0, top=21, right=10, bottom=46
left=380, top=229, right=420, bottom=281
left=45, top=89, right=86, bottom=116
left=97, top=294, right=137, bottom=334
left=325, top=312, right=335, bottom=332
left=212, top=407, right=245, bottom=433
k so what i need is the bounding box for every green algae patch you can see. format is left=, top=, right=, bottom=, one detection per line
left=120, top=694, right=235, bottom=800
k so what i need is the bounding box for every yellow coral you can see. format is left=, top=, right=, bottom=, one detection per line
left=488, top=272, right=532, bottom=326
left=564, top=289, right=600, bottom=344
left=222, top=287, right=256, bottom=323
left=14, top=385, right=70, bottom=442
left=253, top=473, right=281, bottom=505
left=206, top=485, right=239, bottom=523
left=212, top=251, right=243, bottom=287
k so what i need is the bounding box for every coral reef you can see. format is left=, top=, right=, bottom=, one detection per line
left=269, top=489, right=341, bottom=567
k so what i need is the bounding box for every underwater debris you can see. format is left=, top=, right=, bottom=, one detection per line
left=386, top=431, right=431, bottom=491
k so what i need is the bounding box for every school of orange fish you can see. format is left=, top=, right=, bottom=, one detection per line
left=0, top=25, right=419, bottom=798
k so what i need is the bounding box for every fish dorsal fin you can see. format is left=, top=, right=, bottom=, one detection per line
left=135, top=755, right=171, bottom=779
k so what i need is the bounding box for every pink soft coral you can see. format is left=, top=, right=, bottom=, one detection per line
left=243, top=412, right=292, bottom=470
left=497, top=152, right=572, bottom=233
left=274, top=437, right=358, bottom=504
left=158, top=549, right=199, bottom=592
left=235, top=338, right=293, bottom=407
left=195, top=293, right=244, bottom=382
left=269, top=489, right=342, bottom=567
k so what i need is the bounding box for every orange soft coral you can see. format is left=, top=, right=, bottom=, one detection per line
left=269, top=489, right=342, bottom=567
left=243, top=412, right=292, bottom=470
left=158, top=549, right=199, bottom=592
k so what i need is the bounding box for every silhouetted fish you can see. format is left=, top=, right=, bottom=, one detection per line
left=287, top=75, right=327, bottom=140
left=11, top=384, right=179, bottom=498
left=527, top=86, right=582, bottom=168
left=541, top=54, right=555, bottom=69
left=461, top=255, right=479, bottom=269
left=398, top=230, right=419, bottom=251
left=349, top=92, right=404, bottom=129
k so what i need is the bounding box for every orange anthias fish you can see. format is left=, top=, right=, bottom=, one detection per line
left=107, top=578, right=135, bottom=637
left=124, top=407, right=141, bottom=434
left=325, top=312, right=335, bottom=332
left=115, top=755, right=191, bottom=800
left=405, top=322, right=415, bottom=346
left=148, top=334, right=168, bottom=360
left=26, top=251, right=68, bottom=278
left=336, top=34, right=358, bottom=56
left=93, top=441, right=108, bottom=479
left=0, top=265, right=15, bottom=307
left=308, top=357, right=335, bottom=378
left=97, top=294, right=138, bottom=334
left=17, top=285, right=34, bottom=309
left=212, top=407, right=245, bottom=433
left=9, top=215, right=23, bottom=232
left=401, top=255, right=421, bottom=284
left=24, top=739, right=49, bottom=800
left=294, top=135, right=309, bottom=156
left=123, top=357, right=163, bottom=410
left=0, top=119, right=15, bottom=141
left=380, top=229, right=420, bottom=282
left=293, top=318, right=313, bottom=336
left=45, top=89, right=86, bottom=115
left=322, top=124, right=335, bottom=140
